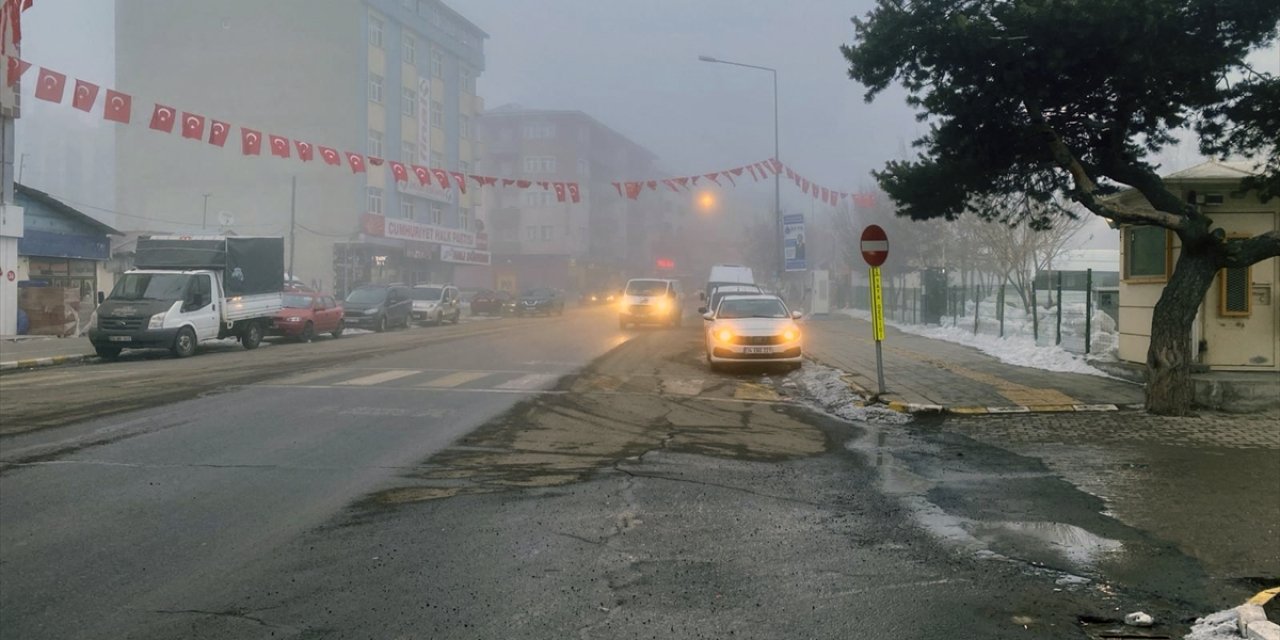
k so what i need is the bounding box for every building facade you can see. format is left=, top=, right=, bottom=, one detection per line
left=476, top=106, right=678, bottom=294
left=115, top=0, right=485, bottom=297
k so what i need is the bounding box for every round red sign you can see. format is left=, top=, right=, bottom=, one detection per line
left=5, top=270, right=14, bottom=282
left=860, top=225, right=889, bottom=267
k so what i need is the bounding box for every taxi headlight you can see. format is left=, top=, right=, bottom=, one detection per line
left=783, top=328, right=799, bottom=341
left=716, top=328, right=734, bottom=343
left=656, top=298, right=670, bottom=313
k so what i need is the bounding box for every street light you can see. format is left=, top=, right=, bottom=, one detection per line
left=699, top=54, right=781, bottom=278
left=201, top=193, right=212, bottom=230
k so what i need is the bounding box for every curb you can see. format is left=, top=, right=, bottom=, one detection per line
left=836, top=373, right=1139, bottom=416
left=1237, top=587, right=1279, bottom=639
left=0, top=354, right=91, bottom=372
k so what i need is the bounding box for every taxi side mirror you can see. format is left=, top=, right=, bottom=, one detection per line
left=791, top=310, right=803, bottom=319
left=701, top=312, right=714, bottom=321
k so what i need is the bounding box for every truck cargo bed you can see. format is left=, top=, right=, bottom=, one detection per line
left=224, top=292, right=283, bottom=322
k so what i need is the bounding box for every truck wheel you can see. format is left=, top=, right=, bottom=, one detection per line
left=375, top=315, right=387, bottom=333
left=172, top=327, right=197, bottom=358
left=241, top=322, right=264, bottom=350
left=94, top=345, right=122, bottom=360
left=332, top=320, right=345, bottom=338
left=299, top=322, right=315, bottom=343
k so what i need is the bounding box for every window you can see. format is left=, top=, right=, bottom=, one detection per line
left=523, top=156, right=556, bottom=173
left=577, top=158, right=589, bottom=175
left=403, top=33, right=416, bottom=65
left=431, top=49, right=444, bottom=78
left=525, top=226, right=537, bottom=241
left=541, top=225, right=553, bottom=242
left=1219, top=265, right=1251, bottom=317
left=429, top=205, right=443, bottom=225
left=367, top=129, right=383, bottom=156
left=460, top=66, right=475, bottom=93
left=578, top=126, right=589, bottom=143
left=401, top=141, right=417, bottom=163
left=367, top=186, right=383, bottom=214
left=401, top=87, right=416, bottom=116
left=430, top=101, right=444, bottom=127
left=400, top=200, right=415, bottom=219
left=194, top=275, right=212, bottom=307
left=369, top=14, right=384, bottom=48
left=522, top=123, right=555, bottom=139
left=459, top=208, right=471, bottom=231
left=369, top=73, right=383, bottom=103
left=417, top=0, right=430, bottom=17
left=459, top=115, right=472, bottom=139
left=430, top=151, right=445, bottom=168
left=1123, top=226, right=1170, bottom=281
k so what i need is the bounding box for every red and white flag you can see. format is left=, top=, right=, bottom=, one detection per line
left=662, top=179, right=679, bottom=193
left=346, top=152, right=366, bottom=173
left=703, top=173, right=721, bottom=186
left=319, top=146, right=341, bottom=166
left=450, top=171, right=467, bottom=193
left=568, top=182, right=581, bottom=203
left=820, top=187, right=829, bottom=201
left=612, top=182, right=622, bottom=197
left=785, top=167, right=795, bottom=180
left=180, top=112, right=204, bottom=140
left=32, top=67, right=65, bottom=102
left=102, top=89, right=131, bottom=123
left=431, top=168, right=450, bottom=189
left=746, top=165, right=760, bottom=181
left=5, top=57, right=30, bottom=87
left=412, top=165, right=431, bottom=185
left=241, top=128, right=262, bottom=155
left=208, top=120, right=230, bottom=147
left=71, top=79, right=98, bottom=111
left=504, top=178, right=518, bottom=188
left=390, top=162, right=408, bottom=182
left=553, top=182, right=566, bottom=202
left=295, top=140, right=314, bottom=162
left=801, top=178, right=810, bottom=193
left=768, top=158, right=783, bottom=174
left=646, top=180, right=658, bottom=191
left=269, top=135, right=290, bottom=158
left=516, top=179, right=531, bottom=189
left=537, top=181, right=550, bottom=190
left=674, top=177, right=689, bottom=190
left=367, top=156, right=384, bottom=166
left=624, top=182, right=642, bottom=199
left=149, top=104, right=176, bottom=132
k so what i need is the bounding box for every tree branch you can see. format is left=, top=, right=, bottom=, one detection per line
left=1223, top=230, right=1280, bottom=268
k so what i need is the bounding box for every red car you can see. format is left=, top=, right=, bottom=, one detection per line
left=470, top=289, right=512, bottom=316
left=272, top=291, right=345, bottom=342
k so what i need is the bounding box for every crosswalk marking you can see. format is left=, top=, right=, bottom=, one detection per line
left=336, top=369, right=421, bottom=386
left=419, top=371, right=492, bottom=388
left=495, top=373, right=560, bottom=390
left=274, top=368, right=352, bottom=385
left=662, top=378, right=704, bottom=396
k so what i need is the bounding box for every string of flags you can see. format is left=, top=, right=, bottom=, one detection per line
left=7, top=55, right=877, bottom=209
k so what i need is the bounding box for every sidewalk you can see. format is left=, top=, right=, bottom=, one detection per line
left=804, top=314, right=1145, bottom=413
left=0, top=336, right=97, bottom=371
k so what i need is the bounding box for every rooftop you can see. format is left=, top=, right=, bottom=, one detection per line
left=1163, top=159, right=1262, bottom=181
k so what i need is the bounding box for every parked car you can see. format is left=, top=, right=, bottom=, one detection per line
left=411, top=284, right=462, bottom=325
left=342, top=283, right=412, bottom=332
left=515, top=288, right=565, bottom=316
left=701, top=284, right=765, bottom=319
left=272, top=291, right=345, bottom=341
left=702, top=294, right=803, bottom=372
left=470, top=289, right=512, bottom=316
left=618, top=278, right=683, bottom=328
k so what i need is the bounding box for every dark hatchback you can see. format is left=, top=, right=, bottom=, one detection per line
left=342, top=284, right=412, bottom=332
left=514, top=288, right=565, bottom=316
left=470, top=289, right=512, bottom=316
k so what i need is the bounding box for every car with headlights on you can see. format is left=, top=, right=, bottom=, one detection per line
left=514, top=287, right=565, bottom=316
left=411, top=284, right=461, bottom=325
left=618, top=278, right=683, bottom=328
left=703, top=294, right=803, bottom=372
left=271, top=291, right=345, bottom=342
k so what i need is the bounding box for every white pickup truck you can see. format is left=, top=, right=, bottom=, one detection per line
left=89, top=236, right=285, bottom=358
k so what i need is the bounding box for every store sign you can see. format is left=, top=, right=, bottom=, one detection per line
left=440, top=245, right=491, bottom=266
left=360, top=213, right=476, bottom=248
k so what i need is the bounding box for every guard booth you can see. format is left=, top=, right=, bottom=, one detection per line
left=809, top=269, right=830, bottom=315
left=921, top=267, right=948, bottom=324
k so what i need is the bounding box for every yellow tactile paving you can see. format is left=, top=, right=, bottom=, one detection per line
left=734, top=383, right=781, bottom=402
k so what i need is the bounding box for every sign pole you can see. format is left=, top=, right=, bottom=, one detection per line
left=870, top=265, right=886, bottom=396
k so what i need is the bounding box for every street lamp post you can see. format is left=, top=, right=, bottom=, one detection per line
left=698, top=55, right=781, bottom=279
left=201, top=193, right=212, bottom=231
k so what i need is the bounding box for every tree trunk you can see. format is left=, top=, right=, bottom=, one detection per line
left=1145, top=245, right=1219, bottom=415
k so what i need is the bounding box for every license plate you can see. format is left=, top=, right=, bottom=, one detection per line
left=109, top=336, right=132, bottom=342
left=743, top=346, right=773, bottom=354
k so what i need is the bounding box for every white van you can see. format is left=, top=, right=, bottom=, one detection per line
left=704, top=264, right=755, bottom=301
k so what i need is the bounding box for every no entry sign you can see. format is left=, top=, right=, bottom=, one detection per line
left=860, top=225, right=889, bottom=267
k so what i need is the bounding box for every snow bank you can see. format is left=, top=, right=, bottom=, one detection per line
left=787, top=362, right=912, bottom=425
left=1183, top=608, right=1242, bottom=639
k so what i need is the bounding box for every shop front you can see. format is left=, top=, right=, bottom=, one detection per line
left=333, top=214, right=483, bottom=297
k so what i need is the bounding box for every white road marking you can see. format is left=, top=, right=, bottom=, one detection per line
left=495, top=373, right=561, bottom=390
left=662, top=378, right=705, bottom=396
left=335, top=369, right=421, bottom=386
left=273, top=368, right=352, bottom=385
left=419, top=371, right=492, bottom=388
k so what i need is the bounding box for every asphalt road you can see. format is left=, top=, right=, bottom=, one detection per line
left=0, top=306, right=1256, bottom=639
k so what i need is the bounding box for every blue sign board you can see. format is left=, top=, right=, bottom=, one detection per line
left=18, top=229, right=111, bottom=261
left=783, top=214, right=806, bottom=272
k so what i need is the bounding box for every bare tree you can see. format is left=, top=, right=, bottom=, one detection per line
left=959, top=195, right=1088, bottom=311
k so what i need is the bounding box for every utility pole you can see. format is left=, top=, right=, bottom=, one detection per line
left=201, top=193, right=211, bottom=230
left=288, top=176, right=297, bottom=281
left=17, top=152, right=26, bottom=184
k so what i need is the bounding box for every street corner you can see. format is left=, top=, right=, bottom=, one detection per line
left=0, top=353, right=90, bottom=373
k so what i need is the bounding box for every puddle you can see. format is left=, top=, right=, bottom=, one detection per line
left=969, top=521, right=1123, bottom=568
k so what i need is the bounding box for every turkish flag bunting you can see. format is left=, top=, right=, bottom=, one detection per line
left=769, top=158, right=783, bottom=174
left=730, top=167, right=744, bottom=177
left=450, top=172, right=467, bottom=193
left=703, top=173, right=721, bottom=185
left=33, top=67, right=65, bottom=102
left=295, top=140, right=314, bottom=162
left=691, top=176, right=701, bottom=186
left=468, top=174, right=485, bottom=187
left=431, top=168, right=450, bottom=189
left=516, top=179, right=531, bottom=189
left=553, top=182, right=566, bottom=202
left=390, top=162, right=408, bottom=182
left=537, top=181, right=550, bottom=190
left=746, top=165, right=759, bottom=181
left=662, top=179, right=679, bottom=192
left=346, top=152, right=366, bottom=173
left=624, top=182, right=642, bottom=200
left=674, top=177, right=689, bottom=189
left=319, top=146, right=341, bottom=166
left=612, top=182, right=622, bottom=197
left=367, top=156, right=384, bottom=166
left=503, top=178, right=517, bottom=188
left=71, top=79, right=98, bottom=111
left=482, top=176, right=498, bottom=186
left=241, top=128, right=262, bottom=155
left=722, top=172, right=736, bottom=186
left=180, top=112, right=204, bottom=140
left=102, top=89, right=131, bottom=123
left=208, top=120, right=230, bottom=147
left=6, top=57, right=30, bottom=87
left=830, top=191, right=839, bottom=206
left=646, top=180, right=658, bottom=191
left=568, top=182, right=581, bottom=203
left=820, top=187, right=829, bottom=201
left=412, top=165, right=431, bottom=185
left=801, top=178, right=810, bottom=194
left=854, top=192, right=876, bottom=208
left=785, top=167, right=795, bottom=180
left=149, top=104, right=176, bottom=132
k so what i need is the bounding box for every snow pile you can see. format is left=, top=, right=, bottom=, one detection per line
left=789, top=362, right=912, bottom=425
left=1183, top=608, right=1242, bottom=639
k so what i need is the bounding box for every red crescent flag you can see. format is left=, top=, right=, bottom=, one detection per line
left=367, top=156, right=384, bottom=166
left=412, top=165, right=431, bottom=185
left=662, top=179, right=679, bottom=192
left=295, top=140, right=314, bottom=162
left=468, top=174, right=485, bottom=187
left=431, top=168, right=450, bottom=189
left=785, top=167, right=795, bottom=180
left=537, top=181, right=550, bottom=190
left=268, top=135, right=290, bottom=158
left=691, top=176, right=701, bottom=186
left=646, top=180, right=658, bottom=191
left=801, top=178, right=810, bottom=193
left=820, top=187, right=829, bottom=201
left=32, top=67, right=65, bottom=102
left=624, top=182, right=642, bottom=199
left=768, top=158, right=783, bottom=174
left=319, top=146, right=340, bottom=166
left=180, top=112, right=205, bottom=140
left=483, top=176, right=498, bottom=186
left=722, top=172, right=736, bottom=186
left=674, top=177, right=689, bottom=189
left=102, top=89, right=131, bottom=123
left=240, top=128, right=262, bottom=155
left=390, top=162, right=408, bottom=182
left=568, top=182, right=581, bottom=203
left=612, top=182, right=622, bottom=196
left=730, top=167, right=745, bottom=177
left=71, top=79, right=98, bottom=111
left=208, top=120, right=230, bottom=147
left=553, top=182, right=566, bottom=202
left=346, top=152, right=366, bottom=173
left=505, top=178, right=518, bottom=188
left=755, top=162, right=768, bottom=177
left=6, top=57, right=30, bottom=87
left=516, top=179, right=531, bottom=189
left=149, top=104, right=176, bottom=132
left=703, top=173, right=721, bottom=185
left=450, top=172, right=467, bottom=193
left=746, top=165, right=759, bottom=181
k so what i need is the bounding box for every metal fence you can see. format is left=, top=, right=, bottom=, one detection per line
left=847, top=270, right=1116, bottom=356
